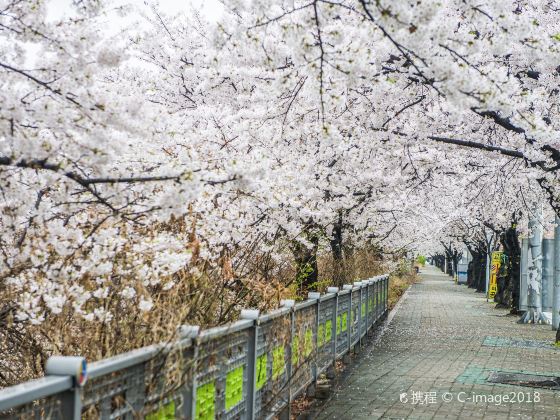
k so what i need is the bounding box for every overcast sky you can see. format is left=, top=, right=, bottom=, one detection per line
left=21, top=1, right=224, bottom=66
left=46, top=0, right=224, bottom=22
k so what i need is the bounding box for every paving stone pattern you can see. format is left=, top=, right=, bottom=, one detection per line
left=316, top=265, right=560, bottom=419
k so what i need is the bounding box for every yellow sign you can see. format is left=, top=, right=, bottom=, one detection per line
left=488, top=251, right=503, bottom=299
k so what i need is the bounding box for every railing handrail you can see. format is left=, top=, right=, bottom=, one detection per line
left=0, top=376, right=72, bottom=412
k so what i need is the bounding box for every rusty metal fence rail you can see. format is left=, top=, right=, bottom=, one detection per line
left=0, top=275, right=389, bottom=420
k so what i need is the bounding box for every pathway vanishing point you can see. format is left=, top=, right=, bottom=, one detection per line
left=316, top=265, right=560, bottom=419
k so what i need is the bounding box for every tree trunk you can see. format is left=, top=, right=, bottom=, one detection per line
left=330, top=211, right=345, bottom=285
left=292, top=230, right=319, bottom=294
left=445, top=250, right=453, bottom=276
left=466, top=242, right=487, bottom=292
left=433, top=254, right=445, bottom=272
left=496, top=219, right=520, bottom=312
left=465, top=244, right=476, bottom=289
left=452, top=253, right=460, bottom=279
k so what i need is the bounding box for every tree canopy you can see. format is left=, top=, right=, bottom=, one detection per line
left=1, top=0, right=559, bottom=325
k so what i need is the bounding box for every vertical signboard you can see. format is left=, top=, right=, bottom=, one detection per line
left=488, top=251, right=503, bottom=299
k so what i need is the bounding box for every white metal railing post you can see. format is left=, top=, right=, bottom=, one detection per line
left=240, top=310, right=260, bottom=420
left=373, top=279, right=377, bottom=321
left=343, top=284, right=353, bottom=353
left=380, top=277, right=384, bottom=318
left=386, top=276, right=389, bottom=313
left=353, top=282, right=363, bottom=346
left=371, top=280, right=375, bottom=325
left=376, top=278, right=381, bottom=320
left=365, top=280, right=371, bottom=333
left=45, top=356, right=88, bottom=419
left=175, top=328, right=195, bottom=417
left=379, top=278, right=383, bottom=315
left=385, top=276, right=389, bottom=314
left=177, top=325, right=200, bottom=419
left=280, top=299, right=295, bottom=420
left=381, top=277, right=384, bottom=314
left=370, top=280, right=375, bottom=327
left=327, top=287, right=339, bottom=367
left=308, top=292, right=321, bottom=385
left=60, top=388, right=81, bottom=419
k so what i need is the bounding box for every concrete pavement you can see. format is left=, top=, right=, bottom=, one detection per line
left=316, top=265, right=560, bottom=419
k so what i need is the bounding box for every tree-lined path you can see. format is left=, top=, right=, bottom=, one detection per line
left=317, top=265, right=560, bottom=419
left=5, top=2, right=560, bottom=418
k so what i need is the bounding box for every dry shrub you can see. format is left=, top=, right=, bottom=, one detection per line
left=1, top=232, right=406, bottom=389
left=317, top=246, right=385, bottom=290
left=0, top=226, right=292, bottom=387
left=388, top=266, right=418, bottom=310
left=0, top=262, right=288, bottom=387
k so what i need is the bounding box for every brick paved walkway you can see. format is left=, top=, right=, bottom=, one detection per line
left=316, top=265, right=560, bottom=419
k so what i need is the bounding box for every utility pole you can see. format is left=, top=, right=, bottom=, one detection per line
left=553, top=215, right=560, bottom=329
left=519, top=201, right=548, bottom=324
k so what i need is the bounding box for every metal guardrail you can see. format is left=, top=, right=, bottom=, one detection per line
left=0, top=275, right=389, bottom=420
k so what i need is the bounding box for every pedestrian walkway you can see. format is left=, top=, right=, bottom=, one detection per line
left=316, top=265, right=560, bottom=419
